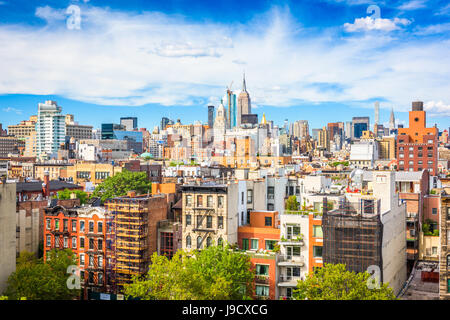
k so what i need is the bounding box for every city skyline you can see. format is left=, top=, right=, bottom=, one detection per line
left=0, top=0, right=449, bottom=131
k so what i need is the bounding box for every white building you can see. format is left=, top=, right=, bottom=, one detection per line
left=349, top=140, right=379, bottom=169
left=36, top=100, right=66, bottom=159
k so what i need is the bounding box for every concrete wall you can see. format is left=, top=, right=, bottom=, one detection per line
left=0, top=183, right=16, bottom=294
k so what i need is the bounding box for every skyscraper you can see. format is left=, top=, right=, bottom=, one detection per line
left=351, top=117, right=370, bottom=140
left=237, top=73, right=251, bottom=124
left=208, top=105, right=215, bottom=128
left=161, top=117, right=170, bottom=131
left=374, top=101, right=380, bottom=125
left=389, top=108, right=396, bottom=132
left=120, top=117, right=138, bottom=131
left=36, top=100, right=66, bottom=158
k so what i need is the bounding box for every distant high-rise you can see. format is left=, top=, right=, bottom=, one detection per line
left=208, top=105, right=215, bottom=128
left=36, top=100, right=66, bottom=158
left=225, top=89, right=237, bottom=129
left=352, top=117, right=370, bottom=140
left=389, top=108, right=395, bottom=132
left=161, top=117, right=170, bottom=131
left=237, top=73, right=251, bottom=123
left=120, top=117, right=138, bottom=131
left=374, top=101, right=380, bottom=125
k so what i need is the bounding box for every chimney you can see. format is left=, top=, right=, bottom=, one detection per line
left=43, top=171, right=50, bottom=198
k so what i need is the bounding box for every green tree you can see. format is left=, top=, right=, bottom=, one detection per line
left=123, top=245, right=255, bottom=300
left=91, top=169, right=152, bottom=202
left=293, top=263, right=396, bottom=300
left=55, top=188, right=88, bottom=204
left=285, top=195, right=300, bottom=211
left=3, top=250, right=80, bottom=300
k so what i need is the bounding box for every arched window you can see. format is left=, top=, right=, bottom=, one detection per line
left=217, top=237, right=223, bottom=247
left=186, top=235, right=191, bottom=248
left=197, top=236, right=203, bottom=249
left=206, top=237, right=212, bottom=248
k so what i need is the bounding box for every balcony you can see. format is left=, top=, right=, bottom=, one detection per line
left=255, top=275, right=270, bottom=285
left=277, top=275, right=301, bottom=287
left=277, top=254, right=305, bottom=267
left=279, top=236, right=305, bottom=246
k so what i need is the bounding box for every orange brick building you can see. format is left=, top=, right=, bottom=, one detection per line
left=397, top=101, right=438, bottom=174
left=238, top=210, right=280, bottom=300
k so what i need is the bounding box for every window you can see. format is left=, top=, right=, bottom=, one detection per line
left=432, top=208, right=437, bottom=215
left=313, top=246, right=323, bottom=258
left=399, top=160, right=404, bottom=165
left=197, top=195, right=203, bottom=207
left=98, top=272, right=103, bottom=285
left=95, top=172, right=110, bottom=180
left=46, top=219, right=51, bottom=230
left=46, top=235, right=51, bottom=247
left=197, top=236, right=203, bottom=249
left=206, top=216, right=212, bottom=228
left=196, top=215, right=202, bottom=228
left=255, top=285, right=269, bottom=297
left=399, top=154, right=404, bottom=158
left=72, top=237, right=77, bottom=249
left=89, top=272, right=94, bottom=284
left=432, top=247, right=437, bottom=255
left=89, top=238, right=94, bottom=250
left=428, top=139, right=433, bottom=144
left=409, top=147, right=414, bottom=151
left=71, top=220, right=77, bottom=232
left=267, top=203, right=274, bottom=211
left=186, top=195, right=192, bottom=207
left=206, top=237, right=212, bottom=247
left=98, top=222, right=103, bottom=233
left=89, top=255, right=94, bottom=267
left=80, top=254, right=85, bottom=266
left=265, top=216, right=272, bottom=227
left=242, top=238, right=249, bottom=250
left=428, top=160, right=433, bottom=165
left=251, top=239, right=259, bottom=250
left=256, top=264, right=269, bottom=276
left=218, top=216, right=223, bottom=229
left=89, top=221, right=94, bottom=233
left=313, top=225, right=323, bottom=237
left=80, top=221, right=85, bottom=232
left=247, top=190, right=253, bottom=203
left=186, top=214, right=191, bottom=226
left=218, top=196, right=224, bottom=208
left=98, top=256, right=103, bottom=268
left=55, top=219, right=60, bottom=231
left=287, top=225, right=301, bottom=239
left=98, top=239, right=103, bottom=250
left=241, top=192, right=244, bottom=205
left=267, top=186, right=274, bottom=199
left=409, top=161, right=414, bottom=165
left=207, top=195, right=213, bottom=207
left=64, top=237, right=68, bottom=248
left=265, top=240, right=277, bottom=250
left=186, top=235, right=191, bottom=248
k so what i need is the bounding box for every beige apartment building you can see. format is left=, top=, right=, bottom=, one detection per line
left=65, top=162, right=122, bottom=185
left=181, top=183, right=239, bottom=250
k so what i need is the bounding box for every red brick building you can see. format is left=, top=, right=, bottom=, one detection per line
left=397, top=101, right=438, bottom=175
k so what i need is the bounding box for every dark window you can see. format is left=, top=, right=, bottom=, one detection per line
left=242, top=238, right=249, bottom=250
left=89, top=221, right=94, bottom=233
left=265, top=217, right=272, bottom=227
left=206, top=216, right=212, bottom=228
left=218, top=216, right=223, bottom=229
left=80, top=237, right=85, bottom=248
left=186, top=215, right=191, bottom=226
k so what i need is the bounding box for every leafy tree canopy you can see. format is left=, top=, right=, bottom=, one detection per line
left=123, top=245, right=255, bottom=300
left=3, top=250, right=80, bottom=300
left=293, top=263, right=396, bottom=300
left=91, top=169, right=152, bottom=202
left=286, top=195, right=300, bottom=211
left=55, top=188, right=88, bottom=204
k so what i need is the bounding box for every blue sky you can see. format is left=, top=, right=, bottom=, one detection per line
left=0, top=0, right=449, bottom=131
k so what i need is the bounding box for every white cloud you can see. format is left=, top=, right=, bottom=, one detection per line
left=414, top=23, right=450, bottom=35
left=435, top=3, right=450, bottom=16
left=0, top=5, right=448, bottom=116
left=3, top=107, right=22, bottom=114
left=344, top=17, right=411, bottom=32
left=424, top=101, right=450, bottom=117
left=398, top=0, right=427, bottom=10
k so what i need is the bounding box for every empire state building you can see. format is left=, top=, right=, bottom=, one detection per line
left=237, top=73, right=251, bottom=126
